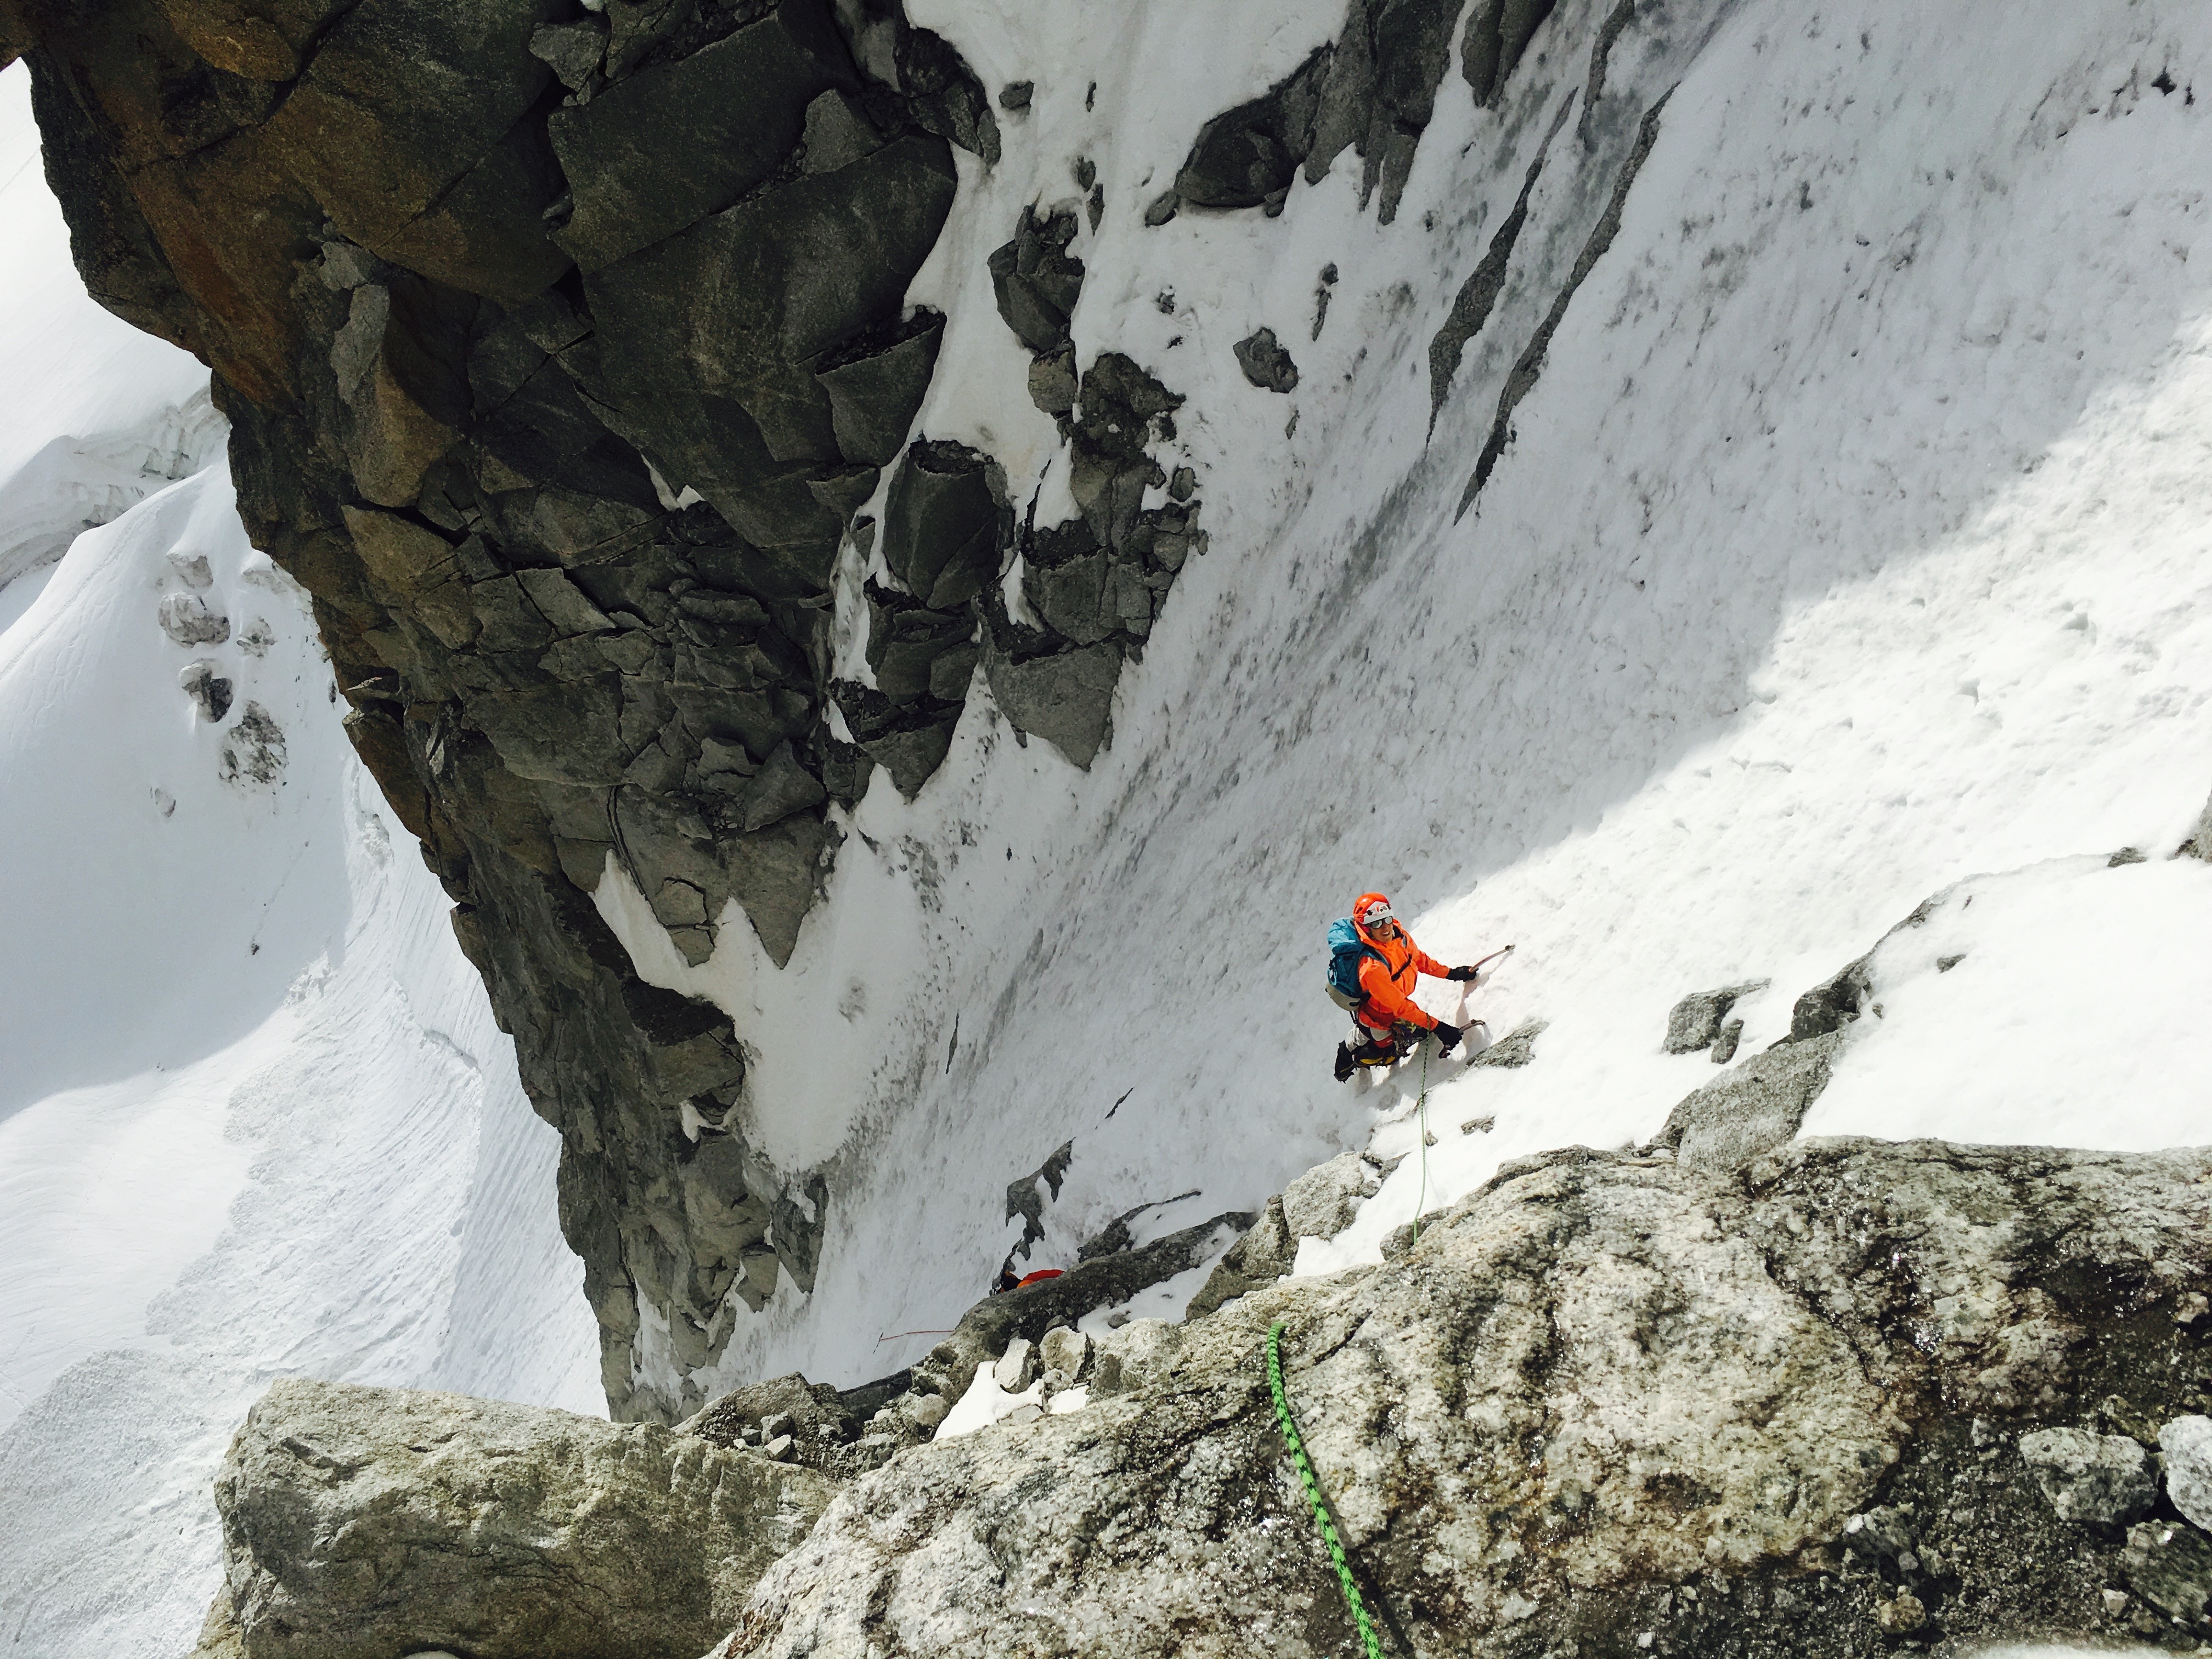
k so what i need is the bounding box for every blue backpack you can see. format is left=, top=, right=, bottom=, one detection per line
left=1324, top=918, right=1384, bottom=1012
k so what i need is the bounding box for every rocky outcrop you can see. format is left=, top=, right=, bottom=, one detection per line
left=6, top=0, right=1021, bottom=1421
left=1654, top=1028, right=1843, bottom=1171
left=908, top=1206, right=1254, bottom=1404
left=716, top=1138, right=2212, bottom=1657
left=198, top=1377, right=836, bottom=1659
left=1157, top=0, right=1519, bottom=225
left=1662, top=979, right=1770, bottom=1054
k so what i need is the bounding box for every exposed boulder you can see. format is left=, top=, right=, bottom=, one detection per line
left=984, top=640, right=1121, bottom=769
left=985, top=205, right=1084, bottom=354
left=2163, top=1415, right=2212, bottom=1532
left=1233, top=325, right=1300, bottom=392
left=832, top=681, right=961, bottom=799
left=2123, top=1519, right=2212, bottom=1628
left=1653, top=1027, right=1843, bottom=1170
left=1163, top=0, right=1485, bottom=224
left=862, top=583, right=974, bottom=703
left=879, top=439, right=1006, bottom=610
left=202, top=1378, right=835, bottom=1659
left=159, top=590, right=229, bottom=645
left=1663, top=978, right=1769, bottom=1053
left=1466, top=1013, right=1544, bottom=1066
left=1184, top=1195, right=1295, bottom=1319
left=812, top=309, right=943, bottom=467
left=718, top=1139, right=2212, bottom=1658
left=1280, top=1150, right=1380, bottom=1240
left=2018, top=1426, right=2158, bottom=1526
left=178, top=658, right=234, bottom=721
left=1172, top=44, right=1330, bottom=212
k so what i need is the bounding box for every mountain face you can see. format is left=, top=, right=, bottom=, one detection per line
left=7, top=0, right=1014, bottom=1422
left=0, top=0, right=1662, bottom=1423
left=10, top=0, right=2212, bottom=1436
left=7, top=0, right=2212, bottom=1652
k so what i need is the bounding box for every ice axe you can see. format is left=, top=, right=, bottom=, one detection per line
left=1464, top=944, right=1514, bottom=978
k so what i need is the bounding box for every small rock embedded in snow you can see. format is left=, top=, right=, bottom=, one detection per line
left=178, top=659, right=232, bottom=722
left=218, top=702, right=287, bottom=786
left=1460, top=1114, right=1496, bottom=1136
left=2157, top=1415, right=2212, bottom=1531
left=997, top=80, right=1032, bottom=110
left=2018, top=1426, right=2157, bottom=1525
left=1468, top=1016, right=1547, bottom=1068
left=166, top=551, right=212, bottom=589
left=157, top=591, right=228, bottom=645
left=1233, top=326, right=1299, bottom=393
left=1663, top=980, right=1768, bottom=1053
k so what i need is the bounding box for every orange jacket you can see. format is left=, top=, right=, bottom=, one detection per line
left=1353, top=901, right=1452, bottom=1030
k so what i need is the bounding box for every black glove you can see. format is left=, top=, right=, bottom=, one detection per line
left=1431, top=1021, right=1464, bottom=1054
left=1447, top=964, right=1480, bottom=981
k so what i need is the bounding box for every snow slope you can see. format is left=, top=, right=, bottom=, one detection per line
left=0, top=62, right=596, bottom=1659
left=591, top=0, right=2212, bottom=1400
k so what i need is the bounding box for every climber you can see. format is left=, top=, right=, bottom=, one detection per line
left=992, top=1265, right=1065, bottom=1296
left=1329, top=892, right=1487, bottom=1082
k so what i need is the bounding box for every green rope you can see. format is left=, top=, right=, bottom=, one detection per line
left=1266, top=1322, right=1387, bottom=1659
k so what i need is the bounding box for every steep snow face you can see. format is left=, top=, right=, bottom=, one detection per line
left=0, top=62, right=596, bottom=1659
left=594, top=0, right=2212, bottom=1399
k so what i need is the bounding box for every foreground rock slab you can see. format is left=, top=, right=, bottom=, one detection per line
left=202, top=1379, right=836, bottom=1659
left=715, top=1139, right=2212, bottom=1658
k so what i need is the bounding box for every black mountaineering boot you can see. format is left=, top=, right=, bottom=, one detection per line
left=1334, top=1042, right=1357, bottom=1082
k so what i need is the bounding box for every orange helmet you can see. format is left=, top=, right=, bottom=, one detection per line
left=1354, top=892, right=1396, bottom=934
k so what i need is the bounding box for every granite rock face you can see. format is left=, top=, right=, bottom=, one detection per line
left=199, top=1378, right=836, bottom=1659
left=717, top=1139, right=2212, bottom=1658
left=8, top=0, right=1009, bottom=1421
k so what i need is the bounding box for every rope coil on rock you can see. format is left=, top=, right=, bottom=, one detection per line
left=1266, top=1321, right=1386, bottom=1659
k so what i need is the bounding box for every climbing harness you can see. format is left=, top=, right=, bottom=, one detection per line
left=1266, top=1321, right=1387, bottom=1659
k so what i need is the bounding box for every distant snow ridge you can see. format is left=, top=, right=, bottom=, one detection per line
left=0, top=384, right=227, bottom=588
